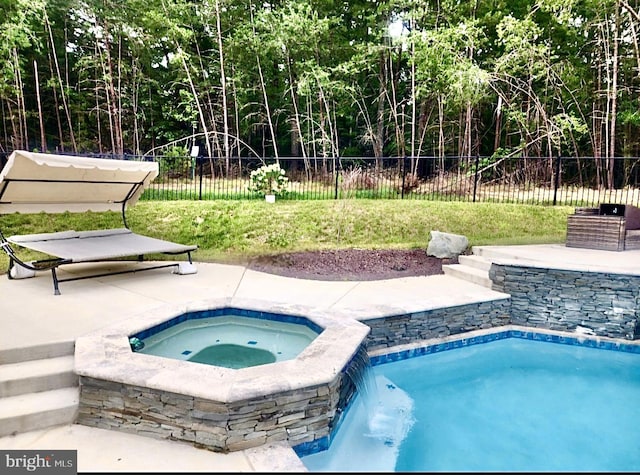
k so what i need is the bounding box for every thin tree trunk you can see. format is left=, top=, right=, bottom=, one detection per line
left=6, top=101, right=19, bottom=150
left=457, top=110, right=464, bottom=156
left=308, top=97, right=318, bottom=159
left=286, top=59, right=307, bottom=159
left=465, top=102, right=472, bottom=157
left=46, top=47, right=65, bottom=151
left=214, top=0, right=230, bottom=160
left=100, top=22, right=124, bottom=155
left=161, top=1, right=211, bottom=157
left=1, top=101, right=9, bottom=152
left=95, top=78, right=103, bottom=154
left=415, top=100, right=433, bottom=162
left=131, top=59, right=140, bottom=155
left=192, top=37, right=220, bottom=159
left=45, top=12, right=77, bottom=152
left=375, top=51, right=386, bottom=160
left=34, top=60, right=47, bottom=152
left=410, top=16, right=416, bottom=159
left=13, top=50, right=27, bottom=149
left=387, top=44, right=404, bottom=158
left=116, top=36, right=124, bottom=154
left=96, top=37, right=116, bottom=153
left=317, top=89, right=329, bottom=157
left=608, top=1, right=620, bottom=188
left=621, top=1, right=640, bottom=71
left=438, top=95, right=445, bottom=161
left=249, top=1, right=279, bottom=158
left=230, top=64, right=241, bottom=157
left=178, top=49, right=211, bottom=157
left=494, top=95, right=502, bottom=153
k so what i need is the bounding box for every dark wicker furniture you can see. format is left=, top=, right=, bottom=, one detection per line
left=566, top=204, right=640, bottom=251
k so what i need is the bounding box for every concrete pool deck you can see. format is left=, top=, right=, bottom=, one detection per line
left=2, top=243, right=640, bottom=472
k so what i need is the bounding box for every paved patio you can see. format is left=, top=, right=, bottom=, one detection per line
left=1, top=243, right=640, bottom=472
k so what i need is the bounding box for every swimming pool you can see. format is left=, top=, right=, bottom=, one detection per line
left=299, top=332, right=640, bottom=472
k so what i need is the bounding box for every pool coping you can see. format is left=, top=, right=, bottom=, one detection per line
left=75, top=296, right=640, bottom=470
left=369, top=325, right=640, bottom=366
left=368, top=324, right=640, bottom=363
left=75, top=296, right=371, bottom=403
left=6, top=246, right=640, bottom=472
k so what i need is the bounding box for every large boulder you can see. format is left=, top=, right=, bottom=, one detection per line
left=427, top=230, right=469, bottom=259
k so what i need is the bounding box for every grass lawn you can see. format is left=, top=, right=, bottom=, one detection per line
left=0, top=200, right=574, bottom=266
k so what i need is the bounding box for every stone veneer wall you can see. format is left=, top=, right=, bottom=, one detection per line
left=364, top=299, right=511, bottom=351
left=489, top=264, right=640, bottom=340
left=75, top=300, right=515, bottom=455
left=75, top=265, right=640, bottom=455
left=77, top=374, right=346, bottom=453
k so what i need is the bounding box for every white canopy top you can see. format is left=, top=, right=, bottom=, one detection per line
left=0, top=151, right=158, bottom=214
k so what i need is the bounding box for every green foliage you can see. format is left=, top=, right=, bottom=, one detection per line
left=158, top=146, right=193, bottom=178
left=3, top=0, right=640, bottom=159
left=551, top=113, right=588, bottom=149
left=412, top=20, right=489, bottom=105
left=460, top=155, right=498, bottom=179
left=620, top=110, right=640, bottom=128
left=248, top=163, right=290, bottom=197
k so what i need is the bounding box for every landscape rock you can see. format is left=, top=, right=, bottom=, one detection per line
left=427, top=230, right=469, bottom=258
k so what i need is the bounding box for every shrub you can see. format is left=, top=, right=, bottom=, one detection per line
left=341, top=167, right=378, bottom=192
left=398, top=172, right=421, bottom=194
left=159, top=146, right=193, bottom=178
left=248, top=163, right=289, bottom=197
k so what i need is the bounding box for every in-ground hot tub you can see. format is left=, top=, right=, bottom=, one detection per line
left=130, top=310, right=322, bottom=369
left=74, top=298, right=370, bottom=453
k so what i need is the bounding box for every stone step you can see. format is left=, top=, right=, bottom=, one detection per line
left=442, top=263, right=492, bottom=288
left=0, top=340, right=75, bottom=365
left=471, top=245, right=532, bottom=263
left=0, top=355, right=77, bottom=398
left=471, top=245, right=510, bottom=260
left=0, top=387, right=79, bottom=437
left=458, top=254, right=492, bottom=271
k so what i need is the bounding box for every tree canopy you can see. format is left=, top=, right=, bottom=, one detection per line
left=2, top=0, right=640, bottom=160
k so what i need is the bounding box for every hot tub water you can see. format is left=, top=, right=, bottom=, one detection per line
left=133, top=314, right=319, bottom=369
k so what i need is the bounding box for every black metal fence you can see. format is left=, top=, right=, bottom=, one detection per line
left=3, top=152, right=640, bottom=207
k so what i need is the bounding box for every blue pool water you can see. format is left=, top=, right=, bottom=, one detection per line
left=301, top=337, right=640, bottom=472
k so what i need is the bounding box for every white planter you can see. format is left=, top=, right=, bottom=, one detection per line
left=265, top=194, right=276, bottom=203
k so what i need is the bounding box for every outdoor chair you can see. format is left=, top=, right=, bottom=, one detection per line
left=566, top=203, right=640, bottom=251
left=0, top=150, right=197, bottom=295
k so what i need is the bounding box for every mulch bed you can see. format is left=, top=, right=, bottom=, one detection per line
left=246, top=248, right=450, bottom=281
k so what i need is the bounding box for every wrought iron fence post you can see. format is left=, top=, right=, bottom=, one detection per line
left=553, top=154, right=561, bottom=206
left=401, top=156, right=408, bottom=199
left=334, top=156, right=339, bottom=200
left=198, top=155, right=204, bottom=201
left=472, top=155, right=480, bottom=203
